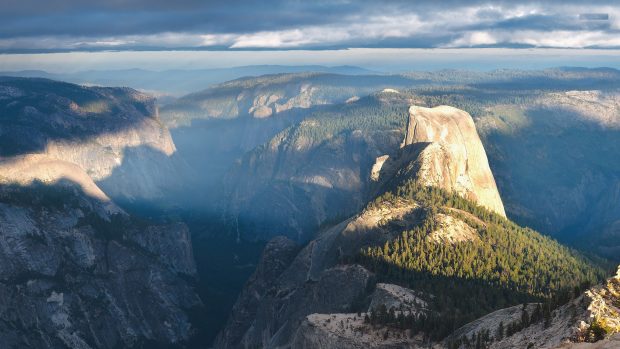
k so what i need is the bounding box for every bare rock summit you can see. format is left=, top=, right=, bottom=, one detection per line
left=396, top=105, right=506, bottom=217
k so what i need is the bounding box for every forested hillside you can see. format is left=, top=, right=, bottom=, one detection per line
left=357, top=182, right=607, bottom=339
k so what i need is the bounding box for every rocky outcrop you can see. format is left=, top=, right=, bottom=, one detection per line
left=292, top=312, right=423, bottom=349
left=371, top=155, right=390, bottom=182
left=386, top=105, right=506, bottom=216
left=428, top=213, right=479, bottom=244
left=290, top=264, right=620, bottom=349
left=368, top=283, right=428, bottom=313
left=446, top=267, right=620, bottom=349
left=291, top=283, right=428, bottom=349
left=447, top=303, right=541, bottom=346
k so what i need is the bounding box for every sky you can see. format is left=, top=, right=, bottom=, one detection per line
left=2, top=48, right=620, bottom=73
left=0, top=0, right=619, bottom=71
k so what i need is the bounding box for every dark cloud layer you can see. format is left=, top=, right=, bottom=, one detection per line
left=0, top=0, right=618, bottom=51
left=0, top=2, right=352, bottom=37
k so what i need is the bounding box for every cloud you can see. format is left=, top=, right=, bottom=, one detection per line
left=446, top=29, right=620, bottom=49
left=0, top=1, right=618, bottom=52
left=448, top=32, right=499, bottom=47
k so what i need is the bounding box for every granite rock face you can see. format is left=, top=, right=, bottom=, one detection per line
left=398, top=105, right=506, bottom=217
left=0, top=77, right=201, bottom=348
left=475, top=90, right=620, bottom=258
left=0, top=154, right=122, bottom=215
left=289, top=284, right=429, bottom=349
left=225, top=124, right=402, bottom=242
left=0, top=77, right=182, bottom=203
left=292, top=312, right=424, bottom=349
left=0, top=180, right=201, bottom=348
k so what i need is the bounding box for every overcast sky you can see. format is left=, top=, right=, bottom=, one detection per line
left=1, top=0, right=619, bottom=52
left=1, top=1, right=619, bottom=72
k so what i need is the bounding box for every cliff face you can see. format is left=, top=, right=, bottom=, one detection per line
left=395, top=105, right=506, bottom=217
left=475, top=90, right=620, bottom=258
left=214, top=237, right=299, bottom=348
left=225, top=118, right=403, bottom=242
left=0, top=77, right=181, bottom=202
left=0, top=172, right=200, bottom=348
left=0, top=154, right=121, bottom=215
left=0, top=77, right=201, bottom=348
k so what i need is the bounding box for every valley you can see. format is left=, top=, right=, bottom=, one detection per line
left=0, top=67, right=619, bottom=348
left=4, top=1, right=620, bottom=348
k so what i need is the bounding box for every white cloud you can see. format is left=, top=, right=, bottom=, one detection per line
left=231, top=29, right=319, bottom=48
left=448, top=31, right=498, bottom=47
left=1, top=3, right=619, bottom=51
left=514, top=30, right=620, bottom=48
left=446, top=30, right=620, bottom=48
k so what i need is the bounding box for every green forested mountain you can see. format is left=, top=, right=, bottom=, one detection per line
left=356, top=182, right=607, bottom=339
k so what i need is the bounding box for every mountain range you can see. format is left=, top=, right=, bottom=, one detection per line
left=0, top=67, right=618, bottom=348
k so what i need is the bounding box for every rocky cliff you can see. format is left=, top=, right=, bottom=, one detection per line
left=292, top=283, right=429, bottom=349
left=0, top=77, right=202, bottom=348
left=378, top=105, right=506, bottom=217
left=0, top=163, right=201, bottom=348
left=474, top=89, right=620, bottom=259
left=0, top=77, right=182, bottom=202
left=0, top=154, right=121, bottom=215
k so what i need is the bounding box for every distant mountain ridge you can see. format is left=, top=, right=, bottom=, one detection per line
left=0, top=65, right=380, bottom=96
left=159, top=72, right=420, bottom=127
